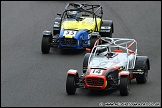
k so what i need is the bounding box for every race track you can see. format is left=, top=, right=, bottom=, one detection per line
left=1, top=1, right=161, bottom=107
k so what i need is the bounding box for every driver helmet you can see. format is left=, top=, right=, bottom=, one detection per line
left=99, top=48, right=108, bottom=56
left=67, top=11, right=78, bottom=19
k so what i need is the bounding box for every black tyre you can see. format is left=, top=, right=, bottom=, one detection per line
left=66, top=75, right=76, bottom=95
left=109, top=28, right=112, bottom=38
left=41, top=36, right=51, bottom=54
left=83, top=53, right=91, bottom=73
left=100, top=20, right=113, bottom=38
left=100, top=29, right=112, bottom=38
left=136, top=65, right=148, bottom=84
left=120, top=76, right=130, bottom=96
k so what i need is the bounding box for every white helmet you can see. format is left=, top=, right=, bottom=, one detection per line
left=67, top=11, right=78, bottom=19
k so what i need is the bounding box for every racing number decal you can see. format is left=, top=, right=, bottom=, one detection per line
left=90, top=69, right=102, bottom=75
left=93, top=69, right=100, bottom=74
left=65, top=31, right=69, bottom=35
left=63, top=30, right=77, bottom=36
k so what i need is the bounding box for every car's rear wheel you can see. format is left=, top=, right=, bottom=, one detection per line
left=41, top=36, right=51, bottom=54
left=119, top=76, right=130, bottom=96
left=136, top=65, right=148, bottom=84
left=83, top=53, right=91, bottom=73
left=109, top=28, right=112, bottom=38
left=66, top=75, right=76, bottom=95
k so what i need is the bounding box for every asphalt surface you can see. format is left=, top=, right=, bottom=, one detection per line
left=1, top=1, right=161, bottom=107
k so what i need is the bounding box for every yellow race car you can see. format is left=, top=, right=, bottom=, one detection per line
left=41, top=3, right=114, bottom=53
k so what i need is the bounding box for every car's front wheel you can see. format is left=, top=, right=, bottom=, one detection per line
left=41, top=36, right=51, bottom=54
left=66, top=75, right=77, bottom=95
left=119, top=76, right=130, bottom=96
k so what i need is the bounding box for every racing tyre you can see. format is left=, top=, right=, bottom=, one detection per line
left=100, top=27, right=112, bottom=38
left=109, top=28, right=112, bottom=38
left=136, top=65, right=148, bottom=84
left=119, top=76, right=130, bottom=96
left=66, top=75, right=76, bottom=95
left=83, top=53, right=91, bottom=73
left=41, top=36, right=51, bottom=54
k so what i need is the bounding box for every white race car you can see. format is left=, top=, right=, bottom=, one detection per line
left=66, top=37, right=150, bottom=96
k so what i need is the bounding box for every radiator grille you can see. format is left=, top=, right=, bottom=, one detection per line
left=60, top=38, right=77, bottom=46
left=86, top=78, right=104, bottom=86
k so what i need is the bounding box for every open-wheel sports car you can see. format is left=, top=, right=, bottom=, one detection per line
left=41, top=3, right=114, bottom=53
left=66, top=37, right=150, bottom=96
